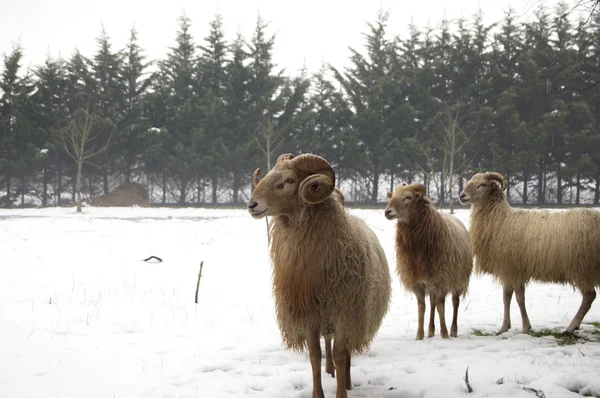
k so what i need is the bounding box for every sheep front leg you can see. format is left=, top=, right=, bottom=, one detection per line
left=514, top=284, right=532, bottom=333
left=307, top=329, right=325, bottom=398
left=566, top=289, right=597, bottom=334
left=436, top=294, right=449, bottom=339
left=325, top=334, right=335, bottom=378
left=428, top=294, right=436, bottom=337
left=499, top=285, right=514, bottom=333
left=333, top=339, right=350, bottom=398
left=450, top=293, right=460, bottom=337
left=414, top=285, right=426, bottom=340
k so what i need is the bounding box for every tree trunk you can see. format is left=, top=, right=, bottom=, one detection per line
left=212, top=175, right=218, bottom=204
left=439, top=170, right=445, bottom=208
left=56, top=164, right=62, bottom=206
left=42, top=167, right=49, bottom=207
left=458, top=176, right=464, bottom=198
left=76, top=159, right=83, bottom=213
left=103, top=169, right=109, bottom=195
left=5, top=172, right=11, bottom=206
left=576, top=173, right=581, bottom=205
left=72, top=172, right=76, bottom=204
left=371, top=166, right=380, bottom=204
left=178, top=180, right=187, bottom=205
left=505, top=174, right=510, bottom=202
left=125, top=160, right=132, bottom=184
left=595, top=172, right=600, bottom=205
left=389, top=172, right=394, bottom=194
left=538, top=160, right=545, bottom=205
left=197, top=176, right=201, bottom=204
left=556, top=163, right=562, bottom=205
left=523, top=173, right=528, bottom=205
left=232, top=172, right=240, bottom=204
left=20, top=172, right=26, bottom=206
left=162, top=171, right=167, bottom=204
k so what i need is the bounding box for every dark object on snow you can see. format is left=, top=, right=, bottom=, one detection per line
left=464, top=366, right=473, bottom=393
left=496, top=378, right=505, bottom=385
left=90, top=182, right=150, bottom=207
left=195, top=261, right=204, bottom=304
left=143, top=256, right=162, bottom=263
left=523, top=387, right=546, bottom=398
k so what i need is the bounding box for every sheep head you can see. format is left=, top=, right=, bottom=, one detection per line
left=247, top=153, right=336, bottom=219
left=384, top=183, right=428, bottom=224
left=459, top=172, right=507, bottom=206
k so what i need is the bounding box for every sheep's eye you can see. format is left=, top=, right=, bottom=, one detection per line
left=285, top=178, right=296, bottom=184
left=404, top=196, right=413, bottom=201
left=477, top=183, right=486, bottom=188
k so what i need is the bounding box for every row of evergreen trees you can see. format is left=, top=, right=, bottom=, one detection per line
left=1, top=4, right=599, bottom=207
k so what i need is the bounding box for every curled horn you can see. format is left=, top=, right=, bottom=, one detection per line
left=290, top=154, right=336, bottom=188
left=291, top=154, right=336, bottom=204
left=299, top=175, right=335, bottom=204
left=412, top=183, right=427, bottom=197
left=253, top=168, right=262, bottom=187
left=486, top=172, right=507, bottom=191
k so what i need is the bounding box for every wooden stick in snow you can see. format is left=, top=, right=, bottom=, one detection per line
left=195, top=261, right=204, bottom=304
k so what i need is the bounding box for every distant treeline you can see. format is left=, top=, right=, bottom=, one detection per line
left=1, top=4, right=600, bottom=207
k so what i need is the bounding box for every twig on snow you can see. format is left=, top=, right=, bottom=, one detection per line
left=523, top=386, right=546, bottom=398
left=195, top=261, right=204, bottom=304
left=464, top=366, right=473, bottom=393
left=143, top=255, right=162, bottom=263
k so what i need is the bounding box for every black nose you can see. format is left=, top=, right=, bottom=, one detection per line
left=459, top=193, right=466, bottom=199
left=247, top=200, right=258, bottom=209
left=385, top=209, right=391, bottom=217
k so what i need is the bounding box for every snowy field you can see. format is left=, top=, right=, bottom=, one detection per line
left=1, top=206, right=599, bottom=398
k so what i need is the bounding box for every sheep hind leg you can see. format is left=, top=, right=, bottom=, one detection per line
left=307, top=329, right=325, bottom=398
left=324, top=334, right=335, bottom=378
left=333, top=339, right=350, bottom=398
left=565, top=289, right=597, bottom=334
left=436, top=294, right=449, bottom=339
left=428, top=294, right=436, bottom=337
left=344, top=350, right=352, bottom=390
left=450, top=293, right=460, bottom=337
left=415, top=286, right=426, bottom=340
left=499, top=285, right=514, bottom=334
left=514, top=284, right=532, bottom=333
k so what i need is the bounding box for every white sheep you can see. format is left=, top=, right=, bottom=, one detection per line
left=460, top=172, right=600, bottom=334
left=385, top=183, right=472, bottom=340
left=247, top=153, right=392, bottom=398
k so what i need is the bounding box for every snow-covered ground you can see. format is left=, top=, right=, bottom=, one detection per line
left=0, top=206, right=599, bottom=398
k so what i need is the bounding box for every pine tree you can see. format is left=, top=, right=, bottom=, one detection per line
left=118, top=27, right=152, bottom=184
left=223, top=32, right=251, bottom=203
left=198, top=14, right=229, bottom=203
left=92, top=26, right=123, bottom=194
left=331, top=10, right=397, bottom=203
left=0, top=45, right=36, bottom=206
left=158, top=13, right=203, bottom=204
left=32, top=54, right=70, bottom=206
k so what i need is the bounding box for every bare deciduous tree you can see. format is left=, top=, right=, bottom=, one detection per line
left=255, top=115, right=282, bottom=172
left=61, top=104, right=112, bottom=212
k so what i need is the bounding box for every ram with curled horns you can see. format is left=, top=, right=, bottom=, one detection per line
left=247, top=153, right=391, bottom=398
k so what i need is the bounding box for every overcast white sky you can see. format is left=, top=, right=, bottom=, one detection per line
left=1, top=0, right=568, bottom=76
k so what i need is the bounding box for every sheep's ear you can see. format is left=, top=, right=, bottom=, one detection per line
left=387, top=192, right=393, bottom=199
left=413, top=183, right=427, bottom=198
left=299, top=174, right=334, bottom=204
left=253, top=168, right=262, bottom=187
